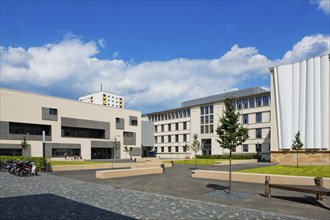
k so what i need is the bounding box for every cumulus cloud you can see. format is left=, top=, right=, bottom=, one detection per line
left=280, top=34, right=330, bottom=64
left=312, top=0, right=330, bottom=14
left=1, top=33, right=329, bottom=112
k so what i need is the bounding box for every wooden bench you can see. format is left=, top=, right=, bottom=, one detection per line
left=265, top=176, right=330, bottom=200
left=95, top=167, right=163, bottom=179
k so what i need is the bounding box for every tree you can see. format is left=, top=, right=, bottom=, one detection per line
left=21, top=136, right=29, bottom=157
left=216, top=97, right=249, bottom=194
left=291, top=131, right=304, bottom=167
left=190, top=133, right=201, bottom=169
left=183, top=143, right=190, bottom=159
left=123, top=145, right=132, bottom=160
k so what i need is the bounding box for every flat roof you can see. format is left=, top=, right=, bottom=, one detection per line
left=181, top=87, right=269, bottom=108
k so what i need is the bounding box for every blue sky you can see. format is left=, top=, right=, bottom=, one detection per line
left=1, top=0, right=329, bottom=113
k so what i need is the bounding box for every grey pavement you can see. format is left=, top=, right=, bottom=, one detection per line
left=0, top=163, right=329, bottom=220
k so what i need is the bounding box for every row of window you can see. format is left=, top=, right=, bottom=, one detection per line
left=155, top=146, right=189, bottom=153
left=233, top=95, right=270, bottom=110
left=155, top=134, right=188, bottom=143
left=200, top=105, right=214, bottom=115
left=148, top=109, right=191, bottom=122
left=200, top=125, right=214, bottom=134
left=155, top=122, right=188, bottom=132
left=242, top=112, right=265, bottom=124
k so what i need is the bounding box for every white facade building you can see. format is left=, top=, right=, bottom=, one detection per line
left=79, top=91, right=124, bottom=108
left=0, top=88, right=140, bottom=159
left=143, top=87, right=271, bottom=161
left=270, top=54, right=329, bottom=164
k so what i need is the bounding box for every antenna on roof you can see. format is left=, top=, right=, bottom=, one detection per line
left=100, top=83, right=103, bottom=91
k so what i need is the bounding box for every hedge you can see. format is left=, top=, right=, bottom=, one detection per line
left=196, top=154, right=258, bottom=160
left=0, top=156, right=50, bottom=171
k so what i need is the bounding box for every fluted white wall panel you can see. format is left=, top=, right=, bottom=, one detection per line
left=274, top=54, right=329, bottom=149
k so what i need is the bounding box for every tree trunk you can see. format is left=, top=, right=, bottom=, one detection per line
left=296, top=149, right=298, bottom=167
left=229, top=149, right=232, bottom=194
left=265, top=176, right=271, bottom=197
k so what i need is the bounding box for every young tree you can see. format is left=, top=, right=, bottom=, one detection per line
left=190, top=133, right=201, bottom=169
left=291, top=131, right=304, bottom=167
left=183, top=143, right=190, bottom=159
left=112, top=136, right=120, bottom=168
left=216, top=97, right=249, bottom=194
left=21, top=136, right=29, bottom=157
left=123, top=145, right=132, bottom=160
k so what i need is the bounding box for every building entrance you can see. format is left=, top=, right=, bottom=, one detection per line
left=202, top=139, right=212, bottom=155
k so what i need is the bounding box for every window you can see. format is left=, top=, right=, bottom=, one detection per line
left=187, top=109, right=191, bottom=117
left=175, top=123, right=179, bottom=130
left=168, top=147, right=172, bottom=153
left=183, top=122, right=187, bottom=130
left=9, top=122, right=51, bottom=136
left=183, top=134, right=187, bottom=142
left=249, top=98, right=255, bottom=108
left=209, top=105, right=213, bottom=114
left=154, top=137, right=158, bottom=143
left=243, top=144, right=249, bottom=152
left=210, top=125, right=214, bottom=133
left=161, top=125, right=164, bottom=132
left=256, top=143, right=262, bottom=152
left=205, top=106, right=209, bottom=114
left=175, top=135, right=179, bottom=142
left=200, top=116, right=204, bottom=124
left=205, top=125, right=209, bottom=133
left=210, top=115, right=213, bottom=123
left=256, top=97, right=262, bottom=106
left=237, top=100, right=242, bottom=109
left=154, top=125, right=158, bottom=133
left=161, top=136, right=164, bottom=143
left=243, top=114, right=249, bottom=124
left=62, top=127, right=105, bottom=139
left=168, top=135, right=171, bottom=143
left=256, top=128, right=262, bottom=138
left=205, top=115, right=209, bottom=124
left=200, top=107, right=204, bottom=115
left=263, top=95, right=269, bottom=106
left=123, top=131, right=134, bottom=137
left=201, top=126, right=204, bottom=134
left=243, top=99, right=248, bottom=109
left=155, top=147, right=158, bottom=152
left=130, top=119, right=138, bottom=126
left=183, top=145, right=188, bottom=152
left=232, top=101, right=236, bottom=110
left=168, top=124, right=171, bottom=131
left=161, top=147, right=164, bottom=152
left=232, top=146, right=236, bottom=152
left=49, top=108, right=58, bottom=115
left=256, top=112, right=262, bottom=123
left=175, top=146, right=179, bottom=152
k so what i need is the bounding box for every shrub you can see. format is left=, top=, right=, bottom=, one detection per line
left=0, top=155, right=50, bottom=171
left=196, top=154, right=258, bottom=160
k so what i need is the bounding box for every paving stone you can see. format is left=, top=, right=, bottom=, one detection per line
left=0, top=172, right=311, bottom=220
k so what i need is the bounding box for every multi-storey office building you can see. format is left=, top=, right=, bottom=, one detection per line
left=0, top=88, right=140, bottom=159
left=143, top=87, right=271, bottom=161
left=79, top=91, right=124, bottom=108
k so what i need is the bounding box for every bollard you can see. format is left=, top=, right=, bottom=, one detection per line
left=265, top=176, right=271, bottom=197
left=171, top=161, right=174, bottom=167
left=314, top=177, right=324, bottom=200
left=161, top=164, right=165, bottom=173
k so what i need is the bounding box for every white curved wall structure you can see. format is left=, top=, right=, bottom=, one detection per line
left=273, top=54, right=329, bottom=150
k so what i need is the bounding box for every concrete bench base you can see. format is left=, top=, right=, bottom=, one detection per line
left=192, top=170, right=330, bottom=189
left=130, top=162, right=172, bottom=169
left=96, top=167, right=163, bottom=179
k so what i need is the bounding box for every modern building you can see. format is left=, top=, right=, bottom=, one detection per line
left=79, top=91, right=124, bottom=108
left=270, top=54, right=329, bottom=164
left=0, top=88, right=141, bottom=159
left=143, top=87, right=271, bottom=161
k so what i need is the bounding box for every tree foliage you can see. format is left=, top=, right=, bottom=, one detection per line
left=291, top=131, right=304, bottom=167
left=21, top=136, right=29, bottom=156
left=123, top=145, right=132, bottom=157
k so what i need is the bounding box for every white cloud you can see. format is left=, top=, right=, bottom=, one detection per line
left=98, top=38, right=106, bottom=48
left=280, top=34, right=329, bottom=64
left=112, top=51, right=119, bottom=58
left=1, top=34, right=329, bottom=112
left=312, top=0, right=330, bottom=14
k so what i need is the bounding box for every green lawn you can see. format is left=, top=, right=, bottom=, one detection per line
left=169, top=159, right=226, bottom=165
left=50, top=161, right=111, bottom=166
left=236, top=165, right=330, bottom=178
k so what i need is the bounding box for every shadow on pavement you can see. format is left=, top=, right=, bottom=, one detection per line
left=206, top=183, right=229, bottom=192
left=268, top=195, right=330, bottom=210
left=0, top=193, right=135, bottom=220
